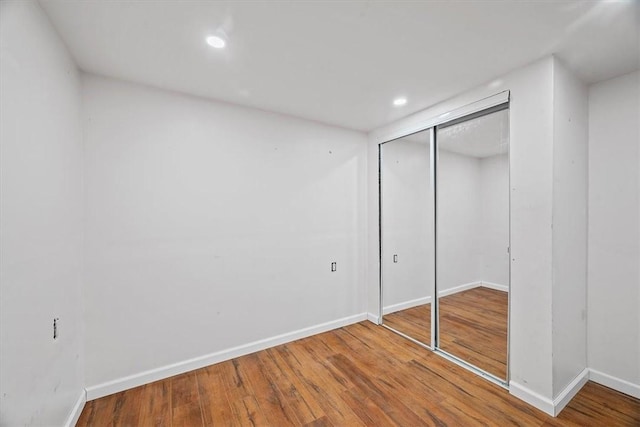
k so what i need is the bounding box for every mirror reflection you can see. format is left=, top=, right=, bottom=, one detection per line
left=436, top=107, right=510, bottom=380
left=380, top=128, right=434, bottom=347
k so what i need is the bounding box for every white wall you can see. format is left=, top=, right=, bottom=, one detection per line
left=82, top=74, right=368, bottom=391
left=436, top=150, right=481, bottom=291
left=436, top=109, right=511, bottom=294
left=587, top=70, right=640, bottom=396
left=368, top=57, right=556, bottom=400
left=438, top=150, right=509, bottom=291
left=370, top=56, right=630, bottom=414
left=551, top=59, right=588, bottom=398
left=0, top=1, right=85, bottom=425
left=479, top=153, right=510, bottom=286
left=381, top=138, right=509, bottom=312
left=380, top=136, right=433, bottom=310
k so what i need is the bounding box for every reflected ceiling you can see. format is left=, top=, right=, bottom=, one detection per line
left=438, top=110, right=509, bottom=159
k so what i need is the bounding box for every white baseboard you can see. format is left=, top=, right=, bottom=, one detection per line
left=86, top=312, right=367, bottom=401
left=589, top=368, right=640, bottom=399
left=509, top=381, right=555, bottom=416
left=438, top=281, right=482, bottom=298
left=367, top=312, right=380, bottom=324
left=510, top=368, right=590, bottom=417
left=553, top=368, right=590, bottom=415
left=64, top=389, right=86, bottom=427
left=383, top=296, right=431, bottom=315
left=480, top=281, right=509, bottom=292
left=438, top=281, right=508, bottom=298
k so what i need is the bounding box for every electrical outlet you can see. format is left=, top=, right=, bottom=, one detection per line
left=331, top=262, right=337, bottom=272
left=53, top=318, right=59, bottom=340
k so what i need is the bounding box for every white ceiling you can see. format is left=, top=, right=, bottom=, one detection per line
left=40, top=1, right=639, bottom=131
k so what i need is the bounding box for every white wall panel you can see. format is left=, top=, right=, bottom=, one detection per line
left=436, top=150, right=481, bottom=291
left=0, top=1, right=84, bottom=424
left=82, top=75, right=368, bottom=388
left=380, top=137, right=433, bottom=309
left=588, top=71, right=640, bottom=392
left=551, top=59, right=588, bottom=398
left=479, top=154, right=510, bottom=286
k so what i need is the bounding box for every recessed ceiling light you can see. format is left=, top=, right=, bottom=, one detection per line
left=393, top=97, right=407, bottom=107
left=206, top=35, right=226, bottom=49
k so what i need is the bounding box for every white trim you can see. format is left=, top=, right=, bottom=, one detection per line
left=383, top=296, right=431, bottom=315
left=437, top=281, right=508, bottom=298
left=553, top=368, right=589, bottom=415
left=510, top=368, right=589, bottom=417
left=367, top=312, right=380, bottom=324
left=480, top=281, right=509, bottom=292
left=509, top=381, right=555, bottom=416
left=589, top=369, right=640, bottom=399
left=438, top=281, right=482, bottom=298
left=64, top=389, right=86, bottom=427
left=86, top=313, right=367, bottom=401
left=377, top=91, right=510, bottom=144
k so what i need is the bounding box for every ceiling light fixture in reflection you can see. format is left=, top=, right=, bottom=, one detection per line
left=206, top=35, right=226, bottom=49
left=393, top=97, right=407, bottom=107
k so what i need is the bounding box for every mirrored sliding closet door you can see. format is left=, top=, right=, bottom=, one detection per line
left=435, top=105, right=510, bottom=381
left=380, top=128, right=435, bottom=347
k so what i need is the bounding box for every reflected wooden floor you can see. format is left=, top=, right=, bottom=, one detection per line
left=439, top=287, right=508, bottom=379
left=383, top=303, right=431, bottom=345
left=382, top=287, right=508, bottom=379
left=77, top=321, right=640, bottom=426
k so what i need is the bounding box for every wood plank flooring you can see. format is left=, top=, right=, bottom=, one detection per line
left=439, top=287, right=508, bottom=379
left=382, top=287, right=508, bottom=379
left=77, top=321, right=640, bottom=426
left=383, top=303, right=431, bottom=345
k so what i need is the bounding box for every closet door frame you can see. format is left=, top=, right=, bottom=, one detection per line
left=377, top=90, right=511, bottom=389
left=378, top=127, right=435, bottom=350
left=433, top=102, right=511, bottom=388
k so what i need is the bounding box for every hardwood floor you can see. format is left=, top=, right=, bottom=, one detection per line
left=440, top=287, right=508, bottom=379
left=382, top=287, right=508, bottom=379
left=77, top=321, right=640, bottom=426
left=383, top=303, right=431, bottom=346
